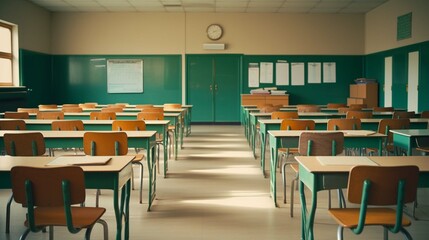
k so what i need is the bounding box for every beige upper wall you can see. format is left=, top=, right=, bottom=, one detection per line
left=365, top=0, right=429, bottom=54
left=51, top=12, right=364, bottom=55
left=0, top=0, right=51, bottom=53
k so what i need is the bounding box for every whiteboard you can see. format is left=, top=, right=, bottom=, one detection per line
left=107, top=59, right=143, bottom=93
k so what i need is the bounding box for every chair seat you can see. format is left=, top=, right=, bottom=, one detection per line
left=328, top=208, right=411, bottom=228
left=30, top=206, right=106, bottom=228
left=289, top=163, right=299, bottom=173
left=278, top=147, right=299, bottom=154
left=133, top=154, right=145, bottom=162
left=416, top=147, right=429, bottom=153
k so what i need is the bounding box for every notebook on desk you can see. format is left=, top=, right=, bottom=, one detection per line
left=47, top=156, right=112, bottom=166
left=317, top=156, right=378, bottom=166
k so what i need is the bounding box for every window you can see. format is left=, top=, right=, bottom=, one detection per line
left=0, top=20, right=18, bottom=86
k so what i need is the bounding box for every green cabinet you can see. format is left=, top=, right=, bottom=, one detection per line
left=186, top=54, right=241, bottom=123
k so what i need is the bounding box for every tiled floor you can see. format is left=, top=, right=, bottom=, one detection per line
left=0, top=125, right=428, bottom=239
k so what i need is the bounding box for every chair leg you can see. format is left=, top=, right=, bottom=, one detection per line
left=400, top=227, right=413, bottom=240
left=281, top=162, right=287, bottom=203
left=136, top=162, right=144, bottom=204
left=157, top=143, right=160, bottom=174
left=49, top=226, right=54, bottom=240
left=290, top=173, right=298, bottom=218
left=383, top=227, right=389, bottom=240
left=96, top=189, right=101, bottom=207
left=86, top=219, right=109, bottom=240
left=19, top=228, right=31, bottom=240
left=131, top=165, right=135, bottom=190
left=6, top=193, right=13, bottom=233
left=337, top=226, right=344, bottom=240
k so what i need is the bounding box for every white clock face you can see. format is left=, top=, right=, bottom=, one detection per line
left=207, top=24, right=223, bottom=40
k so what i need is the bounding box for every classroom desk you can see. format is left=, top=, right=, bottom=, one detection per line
left=391, top=129, right=429, bottom=156
left=0, top=130, right=158, bottom=211
left=257, top=118, right=428, bottom=175
left=0, top=155, right=134, bottom=240
left=19, top=112, right=183, bottom=157
left=296, top=155, right=429, bottom=240
left=0, top=119, right=171, bottom=176
left=268, top=130, right=385, bottom=206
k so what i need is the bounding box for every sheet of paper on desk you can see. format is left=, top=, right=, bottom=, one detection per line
left=344, top=130, right=376, bottom=136
left=47, top=156, right=112, bottom=166
left=317, top=156, right=378, bottom=166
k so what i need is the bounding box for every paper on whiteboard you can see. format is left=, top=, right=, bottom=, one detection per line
left=291, top=62, right=305, bottom=86
left=276, top=62, right=289, bottom=86
left=248, top=63, right=260, bottom=88
left=260, top=62, right=273, bottom=84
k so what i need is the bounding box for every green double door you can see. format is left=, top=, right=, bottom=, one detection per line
left=186, top=54, right=241, bottom=123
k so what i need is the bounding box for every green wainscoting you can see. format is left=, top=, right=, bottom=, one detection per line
left=51, top=55, right=182, bottom=105
left=242, top=55, right=364, bottom=105
left=365, top=41, right=429, bottom=111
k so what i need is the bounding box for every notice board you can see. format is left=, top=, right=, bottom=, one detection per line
left=107, top=59, right=143, bottom=93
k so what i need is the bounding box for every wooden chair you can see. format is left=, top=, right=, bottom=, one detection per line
left=0, top=119, right=26, bottom=130
left=83, top=132, right=128, bottom=207
left=373, top=106, right=394, bottom=112
left=17, top=108, right=39, bottom=113
left=371, top=118, right=410, bottom=156
left=279, top=119, right=315, bottom=206
left=112, top=120, right=146, bottom=203
left=62, top=104, right=79, bottom=107
left=420, top=110, right=429, bottom=118
left=327, top=118, right=361, bottom=131
left=79, top=103, right=97, bottom=108
left=137, top=112, right=170, bottom=163
left=297, top=105, right=321, bottom=112
left=392, top=111, right=415, bottom=119
left=90, top=112, right=116, bottom=120
left=51, top=120, right=84, bottom=155
left=38, top=104, right=58, bottom=110
left=259, top=105, right=280, bottom=113
left=4, top=111, right=29, bottom=119
left=287, top=132, right=345, bottom=217
left=256, top=103, right=273, bottom=109
left=141, top=107, right=164, bottom=113
left=164, top=103, right=182, bottom=110
left=101, top=107, right=123, bottom=113
left=337, top=107, right=350, bottom=113
left=327, top=103, right=347, bottom=109
left=271, top=111, right=298, bottom=119
left=164, top=104, right=183, bottom=158
left=3, top=132, right=46, bottom=234
left=36, top=111, right=64, bottom=120
left=328, top=165, right=419, bottom=240
left=415, top=136, right=429, bottom=155
left=346, top=111, right=373, bottom=119
left=135, top=104, right=154, bottom=109
left=327, top=118, right=362, bottom=155
left=11, top=166, right=108, bottom=240
left=62, top=107, right=83, bottom=113
left=349, top=103, right=367, bottom=109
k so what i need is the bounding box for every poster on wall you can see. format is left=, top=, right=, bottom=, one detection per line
left=308, top=62, right=321, bottom=84
left=291, top=62, right=305, bottom=86
left=248, top=63, right=260, bottom=88
left=107, top=59, right=143, bottom=93
left=260, top=62, right=273, bottom=84
left=276, top=62, right=289, bottom=86
left=323, top=62, right=336, bottom=83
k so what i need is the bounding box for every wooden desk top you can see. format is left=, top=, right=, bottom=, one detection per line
left=268, top=130, right=384, bottom=138
left=0, top=155, right=134, bottom=172
left=0, top=130, right=156, bottom=138
left=390, top=129, right=429, bottom=136
left=296, top=156, right=429, bottom=173
left=0, top=119, right=170, bottom=125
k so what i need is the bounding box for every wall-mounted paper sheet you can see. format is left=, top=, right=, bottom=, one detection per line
left=248, top=63, right=260, bottom=88
left=291, top=62, right=305, bottom=86
left=323, top=62, right=336, bottom=83
left=260, top=62, right=273, bottom=83
left=308, top=62, right=321, bottom=84
left=276, top=62, right=289, bottom=86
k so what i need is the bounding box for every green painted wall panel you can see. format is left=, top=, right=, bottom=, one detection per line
left=51, top=55, right=182, bottom=105
left=242, top=55, right=364, bottom=105
left=365, top=41, right=429, bottom=111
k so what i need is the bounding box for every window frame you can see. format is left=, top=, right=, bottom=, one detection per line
left=0, top=20, right=19, bottom=87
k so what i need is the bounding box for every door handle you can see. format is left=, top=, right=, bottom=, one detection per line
left=215, top=84, right=218, bottom=91
left=209, top=84, right=212, bottom=91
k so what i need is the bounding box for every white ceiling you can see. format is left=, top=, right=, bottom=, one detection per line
left=28, top=0, right=389, bottom=13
